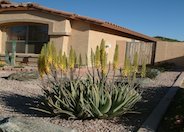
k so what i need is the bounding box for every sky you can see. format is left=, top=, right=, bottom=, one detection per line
left=14, top=0, right=184, bottom=41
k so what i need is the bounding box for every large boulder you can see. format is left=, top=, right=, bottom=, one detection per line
left=0, top=117, right=77, bottom=132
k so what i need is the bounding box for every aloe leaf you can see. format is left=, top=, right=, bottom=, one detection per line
left=89, top=98, right=103, bottom=117
left=99, top=91, right=112, bottom=114
left=29, top=107, right=52, bottom=114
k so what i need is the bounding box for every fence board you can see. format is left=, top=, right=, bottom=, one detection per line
left=126, top=42, right=154, bottom=65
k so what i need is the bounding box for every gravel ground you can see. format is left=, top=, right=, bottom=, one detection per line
left=0, top=71, right=180, bottom=132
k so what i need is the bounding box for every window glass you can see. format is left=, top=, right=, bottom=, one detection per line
left=28, top=25, right=48, bottom=42
left=6, top=24, right=49, bottom=54
left=7, top=26, right=26, bottom=41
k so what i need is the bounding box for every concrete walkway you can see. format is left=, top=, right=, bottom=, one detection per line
left=138, top=72, right=184, bottom=132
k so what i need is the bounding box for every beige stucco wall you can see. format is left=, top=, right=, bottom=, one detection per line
left=0, top=10, right=72, bottom=54
left=88, top=25, right=132, bottom=64
left=155, top=41, right=184, bottom=66
left=68, top=21, right=90, bottom=60
left=0, top=10, right=71, bottom=35
left=0, top=30, right=7, bottom=54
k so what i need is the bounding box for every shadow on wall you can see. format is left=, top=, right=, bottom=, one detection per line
left=155, top=55, right=184, bottom=71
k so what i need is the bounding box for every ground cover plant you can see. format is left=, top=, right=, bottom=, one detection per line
left=33, top=40, right=145, bottom=119
left=158, top=81, right=184, bottom=132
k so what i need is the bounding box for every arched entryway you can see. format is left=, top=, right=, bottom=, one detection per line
left=2, top=22, right=49, bottom=54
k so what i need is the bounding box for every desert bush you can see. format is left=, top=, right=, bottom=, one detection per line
left=146, top=68, right=160, bottom=79
left=34, top=40, right=142, bottom=119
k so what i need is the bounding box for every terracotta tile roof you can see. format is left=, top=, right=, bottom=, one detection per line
left=0, top=2, right=157, bottom=42
left=0, top=0, right=11, bottom=4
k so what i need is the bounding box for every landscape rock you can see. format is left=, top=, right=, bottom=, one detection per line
left=0, top=117, right=78, bottom=132
left=6, top=71, right=39, bottom=81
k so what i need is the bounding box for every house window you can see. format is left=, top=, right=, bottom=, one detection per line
left=6, top=24, right=49, bottom=54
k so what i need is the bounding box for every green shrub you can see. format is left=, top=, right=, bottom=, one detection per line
left=146, top=68, right=160, bottom=79
left=34, top=40, right=141, bottom=119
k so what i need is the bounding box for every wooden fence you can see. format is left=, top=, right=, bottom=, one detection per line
left=125, top=42, right=155, bottom=65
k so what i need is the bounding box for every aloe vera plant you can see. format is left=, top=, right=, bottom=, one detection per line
left=34, top=76, right=141, bottom=119
left=35, top=40, right=142, bottom=119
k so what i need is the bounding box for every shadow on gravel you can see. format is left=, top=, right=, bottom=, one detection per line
left=0, top=92, right=47, bottom=117
left=120, top=86, right=170, bottom=132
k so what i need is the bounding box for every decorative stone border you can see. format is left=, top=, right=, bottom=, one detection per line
left=138, top=72, right=184, bottom=132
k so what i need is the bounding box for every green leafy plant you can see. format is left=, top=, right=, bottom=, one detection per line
left=34, top=40, right=142, bottom=119
left=146, top=68, right=160, bottom=79
left=33, top=76, right=141, bottom=119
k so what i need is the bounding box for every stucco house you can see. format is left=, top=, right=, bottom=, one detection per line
left=0, top=1, right=157, bottom=65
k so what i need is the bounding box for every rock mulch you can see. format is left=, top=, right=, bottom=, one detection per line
left=121, top=71, right=180, bottom=132
left=0, top=71, right=180, bottom=132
